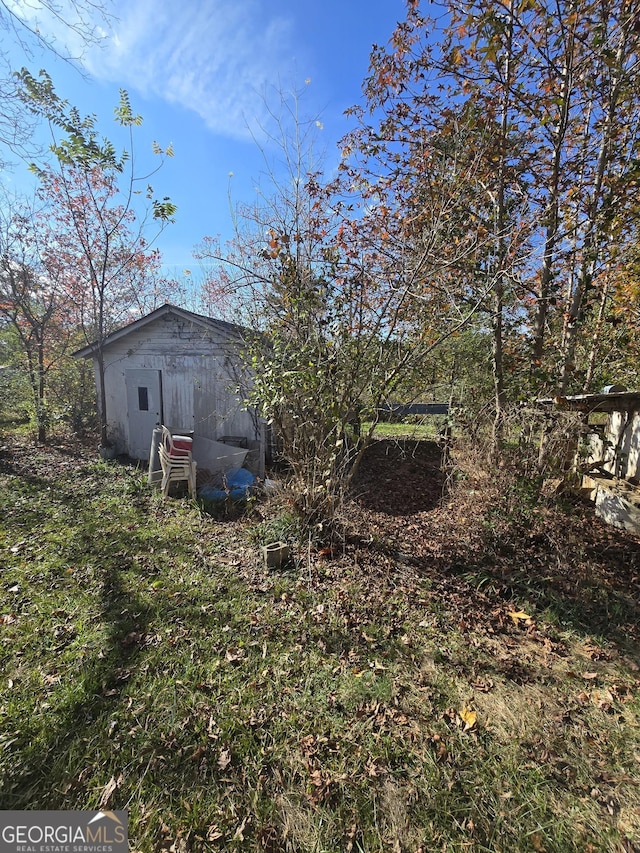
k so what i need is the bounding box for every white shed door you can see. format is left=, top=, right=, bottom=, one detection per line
left=125, top=369, right=162, bottom=460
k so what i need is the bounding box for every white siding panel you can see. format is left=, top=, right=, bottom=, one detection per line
left=163, top=359, right=195, bottom=435
left=606, top=410, right=640, bottom=481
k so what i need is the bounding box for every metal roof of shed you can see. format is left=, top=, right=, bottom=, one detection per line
left=539, top=391, right=640, bottom=414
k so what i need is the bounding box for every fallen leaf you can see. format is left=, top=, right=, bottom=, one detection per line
left=459, top=706, right=477, bottom=731
left=99, top=773, right=123, bottom=808
left=189, top=745, right=207, bottom=763
left=206, top=825, right=223, bottom=842
left=472, top=678, right=494, bottom=692
left=583, top=642, right=610, bottom=661
left=508, top=610, right=532, bottom=624
left=225, top=647, right=245, bottom=664
left=530, top=832, right=547, bottom=852
left=605, top=796, right=619, bottom=816
left=233, top=816, right=248, bottom=842
left=309, top=769, right=325, bottom=787
left=218, top=748, right=231, bottom=770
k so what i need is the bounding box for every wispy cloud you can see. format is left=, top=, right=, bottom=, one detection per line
left=82, top=0, right=297, bottom=140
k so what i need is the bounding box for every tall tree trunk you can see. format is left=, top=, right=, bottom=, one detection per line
left=491, top=280, right=506, bottom=452
left=37, top=336, right=47, bottom=443
left=531, top=10, right=577, bottom=366
left=23, top=343, right=46, bottom=444
left=96, top=347, right=109, bottom=447
left=491, top=0, right=515, bottom=457
left=558, top=6, right=630, bottom=394
left=583, top=271, right=611, bottom=392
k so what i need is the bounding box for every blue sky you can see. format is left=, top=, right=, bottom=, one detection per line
left=4, top=0, right=407, bottom=279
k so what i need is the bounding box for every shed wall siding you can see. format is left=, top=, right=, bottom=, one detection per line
left=606, top=410, right=640, bottom=482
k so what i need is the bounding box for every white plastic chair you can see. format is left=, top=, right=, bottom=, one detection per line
left=158, top=425, right=197, bottom=499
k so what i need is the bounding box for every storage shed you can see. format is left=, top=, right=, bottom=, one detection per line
left=73, top=304, right=264, bottom=475
left=546, top=390, right=640, bottom=533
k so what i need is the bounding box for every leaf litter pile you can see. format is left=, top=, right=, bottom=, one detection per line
left=1, top=434, right=639, bottom=853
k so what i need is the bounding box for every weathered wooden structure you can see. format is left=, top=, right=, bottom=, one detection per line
left=74, top=304, right=264, bottom=475
left=548, top=390, right=640, bottom=533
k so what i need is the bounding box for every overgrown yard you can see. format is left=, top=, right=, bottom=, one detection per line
left=1, top=434, right=639, bottom=853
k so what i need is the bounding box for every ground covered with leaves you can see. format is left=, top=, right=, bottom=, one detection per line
left=0, top=433, right=639, bottom=852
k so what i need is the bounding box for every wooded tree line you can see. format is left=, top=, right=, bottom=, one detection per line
left=1, top=0, right=640, bottom=534
left=196, top=0, right=640, bottom=530
left=330, top=0, right=640, bottom=452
